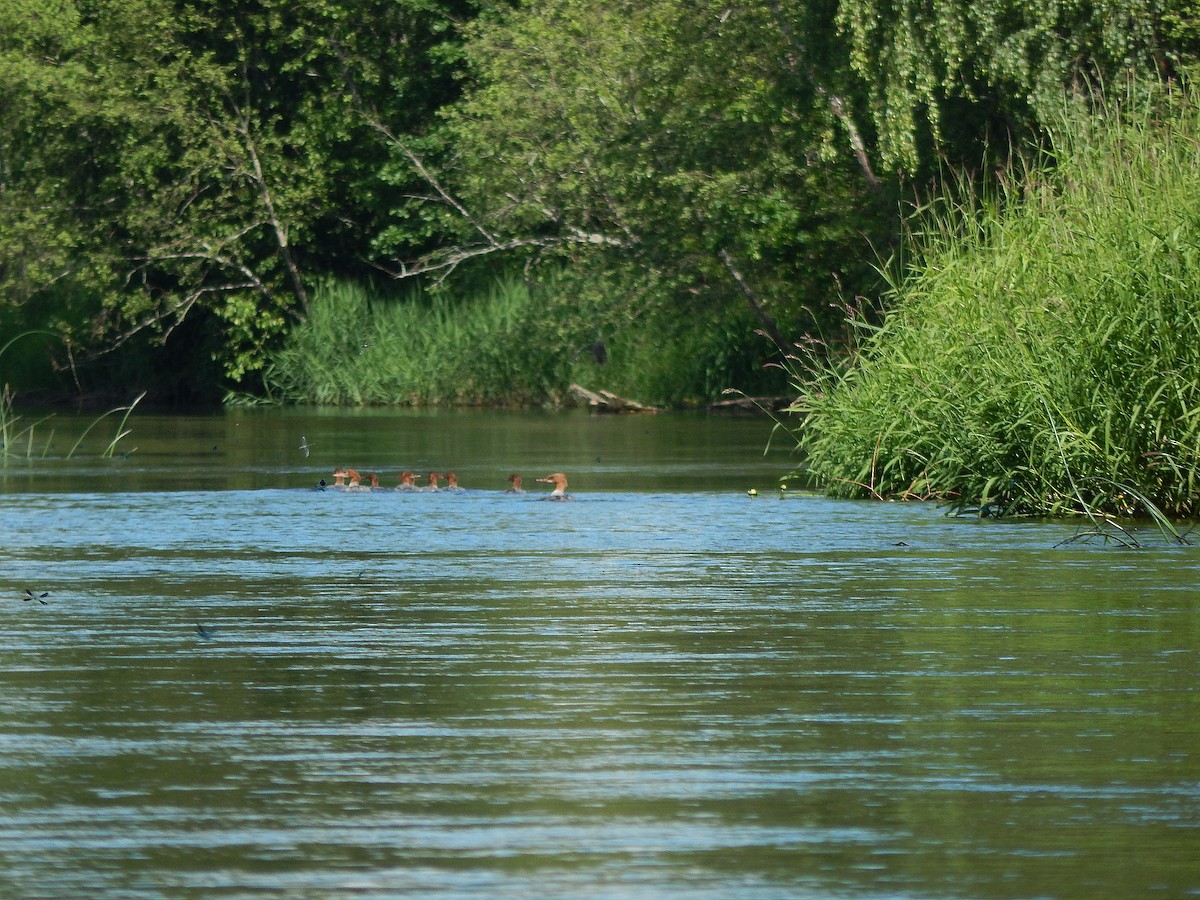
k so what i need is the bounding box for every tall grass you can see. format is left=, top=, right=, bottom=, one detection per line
left=2, top=331, right=144, bottom=460
left=265, top=276, right=784, bottom=407
left=265, top=277, right=570, bottom=406
left=793, top=83, right=1200, bottom=521
left=1, top=332, right=55, bottom=459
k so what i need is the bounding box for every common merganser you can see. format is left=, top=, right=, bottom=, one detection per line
left=396, top=470, right=420, bottom=491
left=444, top=472, right=464, bottom=491
left=536, top=472, right=571, bottom=500
left=506, top=473, right=526, bottom=493
left=345, top=469, right=371, bottom=492
left=420, top=472, right=442, bottom=492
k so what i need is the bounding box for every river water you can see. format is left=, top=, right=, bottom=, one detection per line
left=1, top=409, right=1198, bottom=898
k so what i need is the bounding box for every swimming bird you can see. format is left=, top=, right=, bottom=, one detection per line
left=444, top=472, right=464, bottom=491
left=536, top=472, right=571, bottom=500
left=195, top=622, right=217, bottom=640
left=345, top=469, right=372, bottom=492
left=396, top=470, right=420, bottom=491
left=421, top=472, right=442, bottom=492
left=323, top=467, right=350, bottom=490
left=506, top=473, right=526, bottom=494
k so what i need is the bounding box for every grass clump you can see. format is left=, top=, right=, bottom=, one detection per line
left=265, top=275, right=785, bottom=408
left=793, top=84, right=1200, bottom=521
left=265, top=277, right=565, bottom=407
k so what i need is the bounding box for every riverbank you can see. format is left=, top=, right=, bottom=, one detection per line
left=794, top=86, right=1200, bottom=521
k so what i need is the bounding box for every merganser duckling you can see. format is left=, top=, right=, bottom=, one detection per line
left=420, top=472, right=442, bottom=492
left=506, top=473, right=526, bottom=493
left=396, top=470, right=420, bottom=491
left=444, top=472, right=464, bottom=491
left=345, top=469, right=371, bottom=492
left=536, top=472, right=571, bottom=500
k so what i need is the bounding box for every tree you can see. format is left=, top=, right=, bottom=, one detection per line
left=832, top=0, right=1188, bottom=172
left=378, top=0, right=888, bottom=350
left=1, top=0, right=493, bottom=385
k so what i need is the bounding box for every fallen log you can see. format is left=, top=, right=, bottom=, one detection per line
left=569, top=383, right=662, bottom=413
left=707, top=395, right=795, bottom=413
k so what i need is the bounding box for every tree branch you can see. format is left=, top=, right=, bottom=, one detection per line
left=367, top=116, right=501, bottom=247
left=226, top=98, right=311, bottom=311
left=718, top=247, right=789, bottom=350
left=367, top=230, right=628, bottom=286
left=766, top=2, right=881, bottom=193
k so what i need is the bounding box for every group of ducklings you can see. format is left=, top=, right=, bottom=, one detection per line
left=319, top=468, right=571, bottom=500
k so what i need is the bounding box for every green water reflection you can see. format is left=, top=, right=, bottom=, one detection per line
left=1, top=406, right=794, bottom=494
left=1, top=409, right=1198, bottom=898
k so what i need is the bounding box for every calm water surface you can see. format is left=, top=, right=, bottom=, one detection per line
left=1, top=409, right=1198, bottom=898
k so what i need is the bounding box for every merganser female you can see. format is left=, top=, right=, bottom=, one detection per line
left=396, top=470, right=420, bottom=491
left=506, top=473, right=526, bottom=493
left=420, top=472, right=442, bottom=492
left=444, top=472, right=464, bottom=491
left=536, top=472, right=571, bottom=500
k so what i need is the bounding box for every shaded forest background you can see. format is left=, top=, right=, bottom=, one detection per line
left=2, top=0, right=1197, bottom=407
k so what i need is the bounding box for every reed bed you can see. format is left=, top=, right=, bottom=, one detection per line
left=265, top=276, right=780, bottom=408
left=793, top=85, right=1200, bottom=521
left=265, top=278, right=562, bottom=407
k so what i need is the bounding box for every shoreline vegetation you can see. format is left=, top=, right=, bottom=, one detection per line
left=790, top=86, right=1200, bottom=526
left=1, top=333, right=144, bottom=460
left=3, top=4, right=1199, bottom=519
left=259, top=276, right=788, bottom=410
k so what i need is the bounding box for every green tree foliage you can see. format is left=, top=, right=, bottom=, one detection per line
left=834, top=0, right=1186, bottom=171
left=378, top=0, right=887, bottom=356
left=0, top=0, right=103, bottom=308
left=0, top=0, right=487, bottom=383
left=1, top=0, right=1196, bottom=400
left=381, top=0, right=1194, bottom=363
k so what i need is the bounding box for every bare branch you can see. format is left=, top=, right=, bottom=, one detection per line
left=766, top=1, right=881, bottom=193
left=225, top=96, right=311, bottom=311
left=366, top=116, right=501, bottom=247
left=354, top=81, right=631, bottom=283
left=368, top=229, right=629, bottom=286
left=84, top=225, right=278, bottom=359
